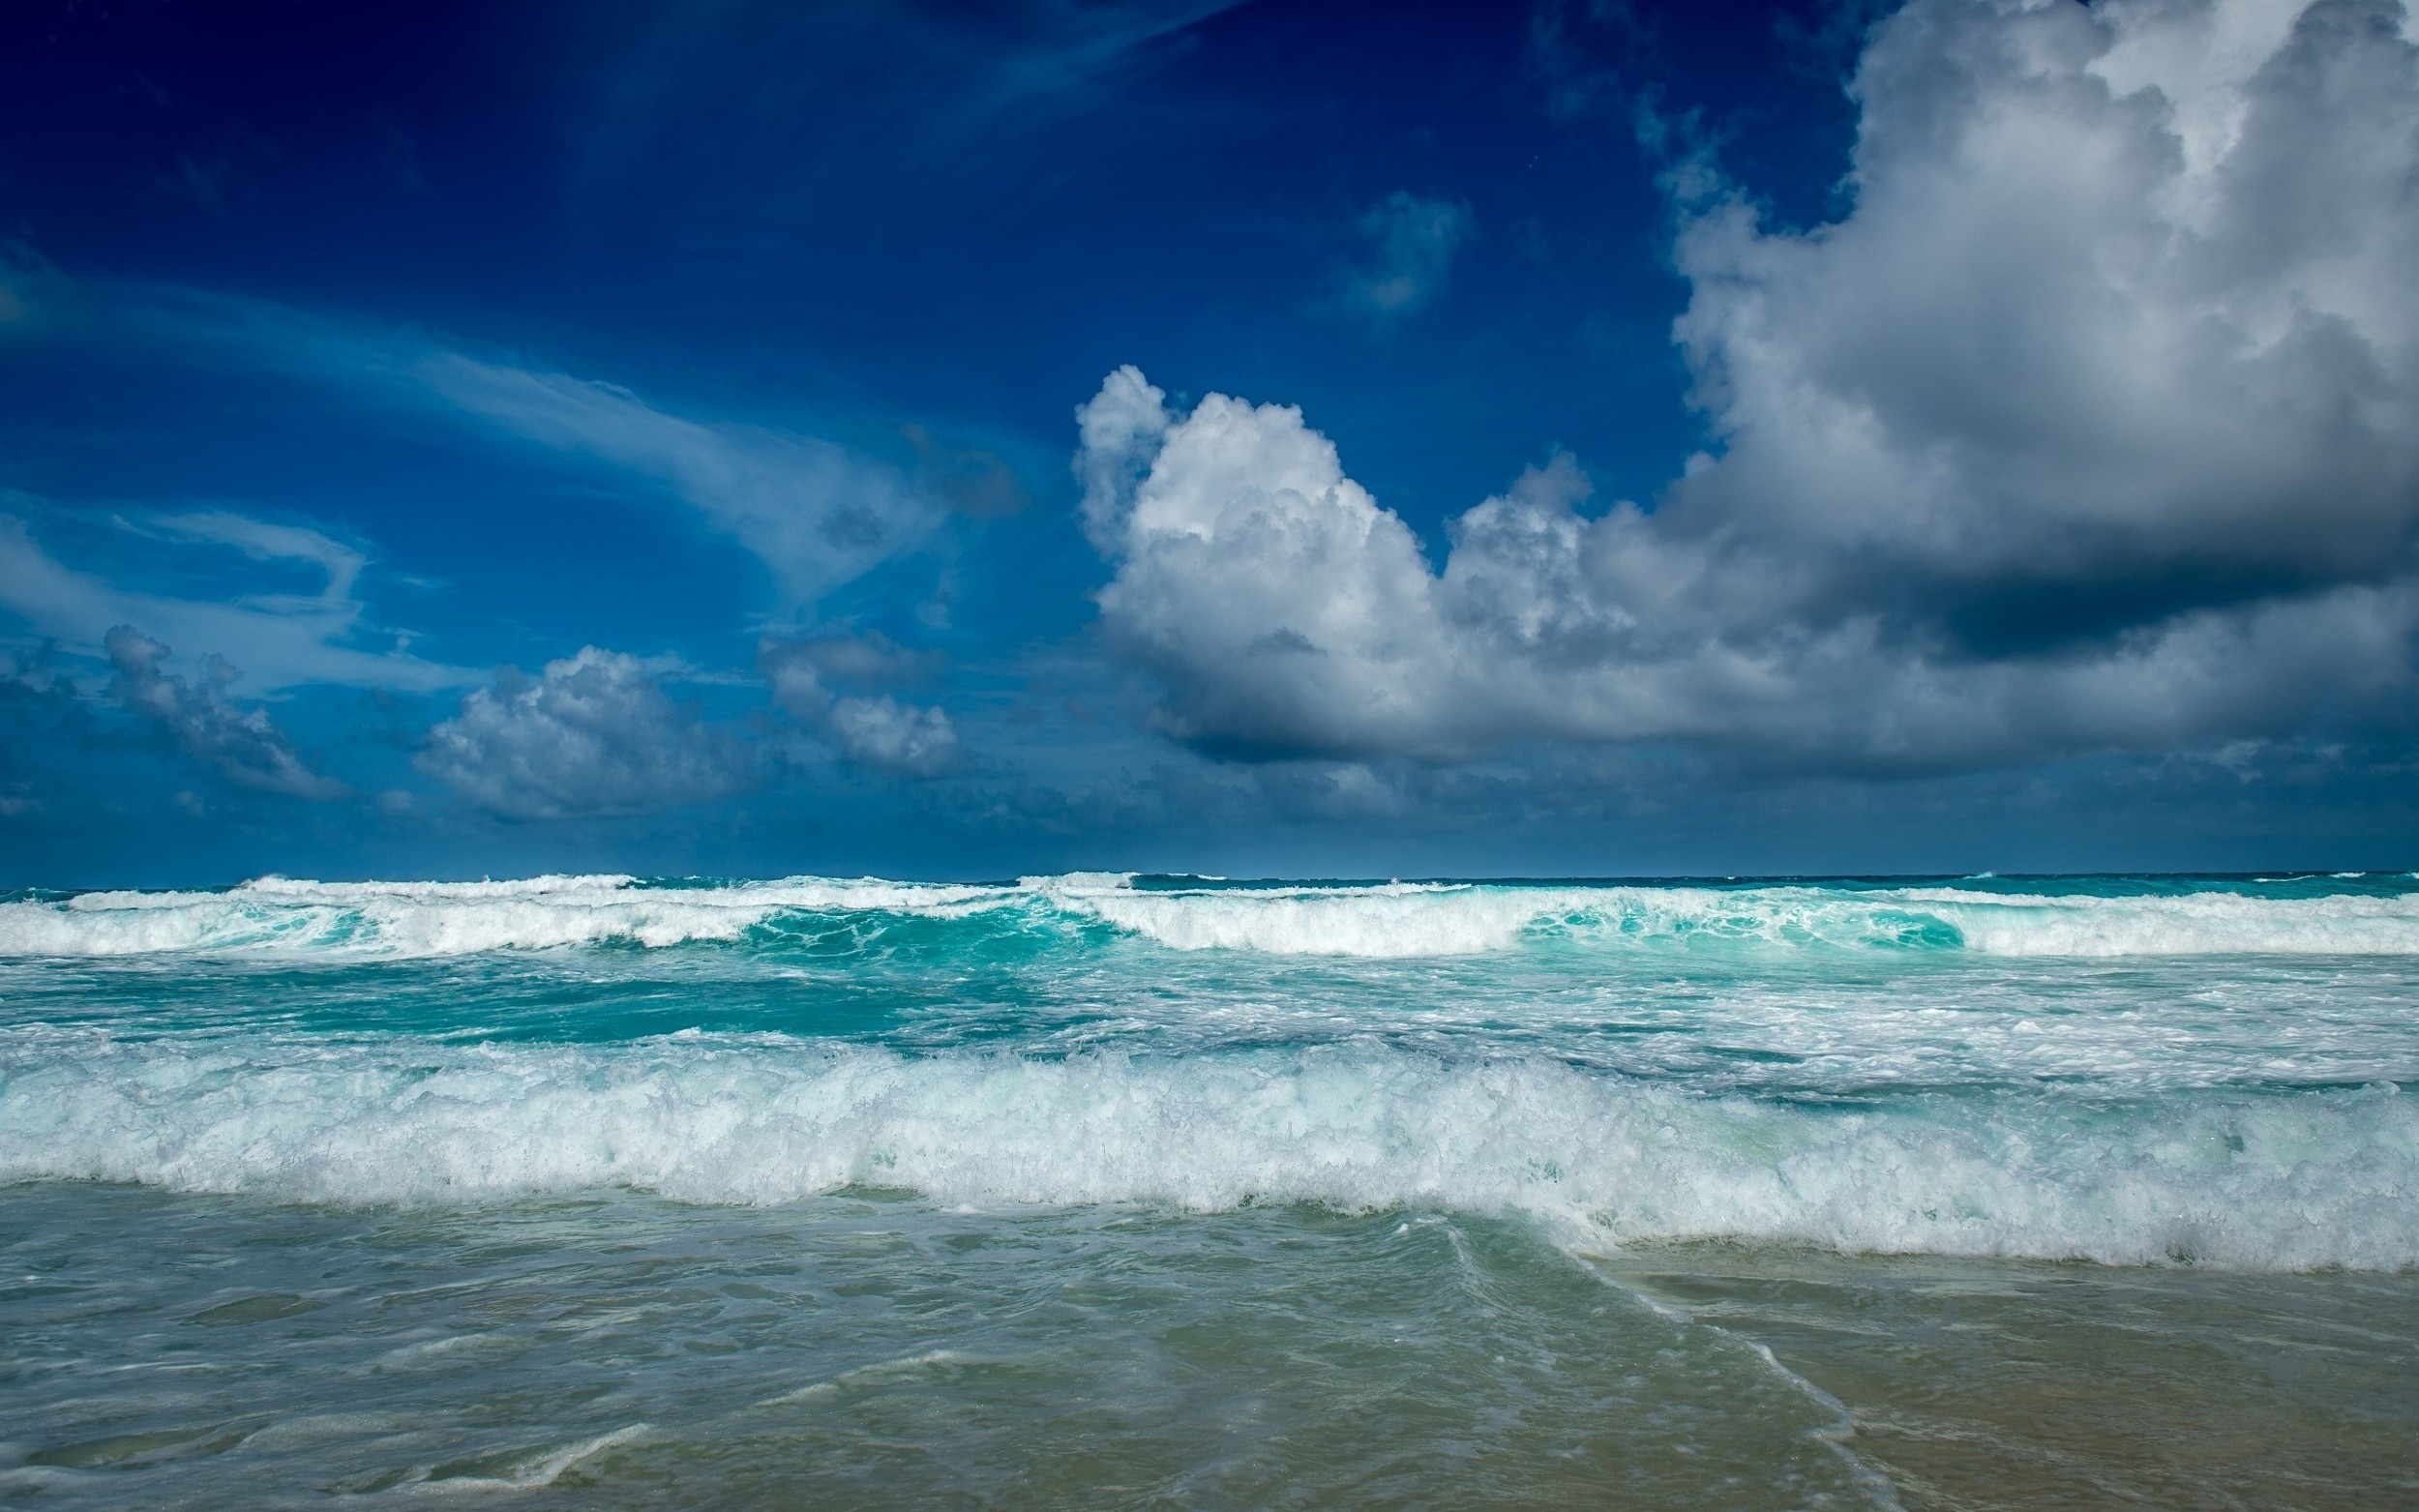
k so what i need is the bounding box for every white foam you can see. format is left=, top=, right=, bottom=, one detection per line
left=399, top=1424, right=649, bottom=1493
left=1902, top=888, right=2419, bottom=956
left=7, top=875, right=2419, bottom=960
left=0, top=874, right=1024, bottom=958
left=1067, top=882, right=2419, bottom=959
left=3, top=1031, right=2410, bottom=1270
left=1020, top=872, right=1136, bottom=891
left=1067, top=883, right=1550, bottom=956
left=1050, top=878, right=1991, bottom=956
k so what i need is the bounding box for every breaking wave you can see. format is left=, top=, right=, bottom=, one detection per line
left=2, top=1031, right=2409, bottom=1270
left=6, top=873, right=2419, bottom=960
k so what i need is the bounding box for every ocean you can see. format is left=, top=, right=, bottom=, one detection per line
left=1, top=872, right=2414, bottom=1506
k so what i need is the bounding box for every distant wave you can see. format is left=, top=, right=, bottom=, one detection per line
left=0, top=875, right=1020, bottom=958
left=5, top=874, right=2419, bottom=960
left=2, top=1031, right=2408, bottom=1269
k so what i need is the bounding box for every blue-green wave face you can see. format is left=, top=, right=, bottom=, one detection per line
left=4, top=872, right=2419, bottom=1270
left=10, top=870, right=2419, bottom=963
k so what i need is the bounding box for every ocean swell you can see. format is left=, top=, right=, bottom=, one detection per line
left=0, top=875, right=1023, bottom=958
left=5, top=875, right=2419, bottom=960
left=2, top=1031, right=2409, bottom=1270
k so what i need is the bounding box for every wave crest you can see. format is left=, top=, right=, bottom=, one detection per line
left=5, top=875, right=2419, bottom=960
left=2, top=1033, right=2408, bottom=1270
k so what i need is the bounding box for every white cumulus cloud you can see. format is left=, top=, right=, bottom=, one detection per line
left=760, top=635, right=969, bottom=778
left=411, top=354, right=942, bottom=608
left=419, top=647, right=760, bottom=819
left=1075, top=0, right=2419, bottom=773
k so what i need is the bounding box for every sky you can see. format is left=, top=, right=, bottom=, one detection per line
left=3, top=0, right=2417, bottom=884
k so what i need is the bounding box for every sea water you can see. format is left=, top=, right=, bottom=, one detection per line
left=0, top=873, right=2413, bottom=1506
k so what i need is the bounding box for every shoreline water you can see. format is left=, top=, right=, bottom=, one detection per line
left=3, top=1185, right=2412, bottom=1508
left=3, top=873, right=2414, bottom=1503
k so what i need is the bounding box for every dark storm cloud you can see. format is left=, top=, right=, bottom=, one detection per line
left=1075, top=0, right=2419, bottom=775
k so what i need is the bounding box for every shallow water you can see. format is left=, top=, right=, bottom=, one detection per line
left=1, top=872, right=2414, bottom=1503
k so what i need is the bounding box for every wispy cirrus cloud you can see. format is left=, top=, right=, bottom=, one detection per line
left=0, top=507, right=463, bottom=694
left=409, top=352, right=940, bottom=608
left=5, top=263, right=980, bottom=800
left=148, top=510, right=366, bottom=609
left=47, top=281, right=950, bottom=613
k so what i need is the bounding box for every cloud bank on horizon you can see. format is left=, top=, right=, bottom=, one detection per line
left=0, top=0, right=2414, bottom=877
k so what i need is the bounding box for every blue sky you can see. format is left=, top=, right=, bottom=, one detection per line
left=4, top=0, right=2416, bottom=883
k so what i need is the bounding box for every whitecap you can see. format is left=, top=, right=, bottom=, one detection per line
left=3, top=1032, right=2410, bottom=1271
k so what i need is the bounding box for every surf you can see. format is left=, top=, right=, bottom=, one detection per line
left=7, top=872, right=2419, bottom=959
left=3, top=1030, right=2411, bottom=1271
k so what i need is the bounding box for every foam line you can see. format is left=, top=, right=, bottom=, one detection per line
left=6, top=875, right=2419, bottom=960
left=3, top=1032, right=2410, bottom=1270
left=0, top=875, right=1027, bottom=958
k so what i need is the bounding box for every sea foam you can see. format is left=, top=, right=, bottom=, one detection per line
left=0, top=874, right=1019, bottom=958
left=2, top=1031, right=2409, bottom=1269
left=5, top=874, right=2419, bottom=960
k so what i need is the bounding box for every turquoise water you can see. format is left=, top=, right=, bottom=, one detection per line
left=2, top=873, right=2416, bottom=1504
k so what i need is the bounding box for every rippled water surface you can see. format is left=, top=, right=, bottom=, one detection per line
left=2, top=872, right=2415, bottom=1504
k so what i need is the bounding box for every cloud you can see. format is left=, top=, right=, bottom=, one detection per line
left=410, top=353, right=943, bottom=607
left=418, top=647, right=761, bottom=819
left=1072, top=0, right=2419, bottom=774
left=28, top=282, right=950, bottom=613
left=1076, top=369, right=1459, bottom=757
left=1343, top=192, right=1475, bottom=319
left=0, top=508, right=463, bottom=693
left=1661, top=0, right=2419, bottom=645
left=151, top=511, right=365, bottom=608
left=761, top=635, right=969, bottom=778
left=104, top=625, right=348, bottom=800
left=822, top=696, right=969, bottom=778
